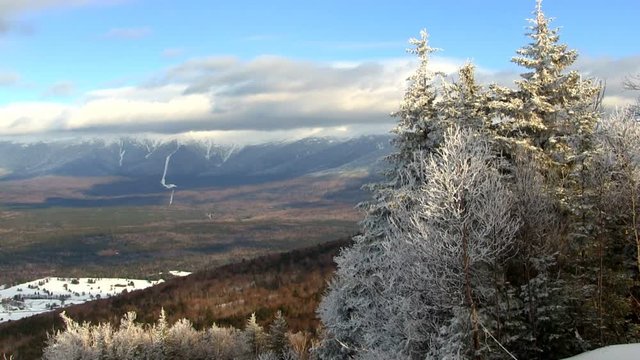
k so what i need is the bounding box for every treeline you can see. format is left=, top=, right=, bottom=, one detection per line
left=42, top=310, right=309, bottom=360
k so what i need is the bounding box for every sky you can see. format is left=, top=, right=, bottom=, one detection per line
left=0, top=0, right=638, bottom=143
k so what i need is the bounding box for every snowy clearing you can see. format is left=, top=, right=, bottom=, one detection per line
left=168, top=270, right=192, bottom=277
left=0, top=273, right=187, bottom=323
left=563, top=344, right=640, bottom=360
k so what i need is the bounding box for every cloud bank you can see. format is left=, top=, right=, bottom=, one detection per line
left=0, top=54, right=638, bottom=143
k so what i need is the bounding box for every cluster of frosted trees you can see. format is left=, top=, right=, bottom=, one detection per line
left=317, top=2, right=640, bottom=360
left=43, top=311, right=307, bottom=360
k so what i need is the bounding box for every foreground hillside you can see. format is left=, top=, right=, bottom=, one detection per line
left=0, top=238, right=349, bottom=360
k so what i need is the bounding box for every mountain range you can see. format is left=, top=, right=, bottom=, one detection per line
left=0, top=135, right=392, bottom=191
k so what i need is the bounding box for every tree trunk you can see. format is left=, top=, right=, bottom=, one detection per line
left=463, top=221, right=481, bottom=359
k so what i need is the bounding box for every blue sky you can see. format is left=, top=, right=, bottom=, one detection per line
left=0, top=0, right=638, bottom=141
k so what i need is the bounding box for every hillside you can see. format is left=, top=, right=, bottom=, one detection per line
left=0, top=237, right=350, bottom=360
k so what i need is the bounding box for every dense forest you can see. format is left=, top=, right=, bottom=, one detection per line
left=5, top=2, right=640, bottom=359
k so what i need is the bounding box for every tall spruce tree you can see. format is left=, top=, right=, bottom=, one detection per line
left=316, top=30, right=444, bottom=360
left=317, top=32, right=519, bottom=359
left=487, top=2, right=602, bottom=357
left=490, top=0, right=601, bottom=176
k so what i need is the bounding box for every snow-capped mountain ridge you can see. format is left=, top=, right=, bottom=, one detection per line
left=0, top=135, right=392, bottom=191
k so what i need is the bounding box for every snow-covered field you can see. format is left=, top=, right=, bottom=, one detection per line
left=0, top=271, right=191, bottom=323
left=563, top=344, right=640, bottom=360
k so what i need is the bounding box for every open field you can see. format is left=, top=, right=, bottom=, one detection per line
left=0, top=174, right=364, bottom=285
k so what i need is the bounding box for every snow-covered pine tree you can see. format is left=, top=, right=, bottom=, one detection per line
left=490, top=0, right=601, bottom=178
left=438, top=62, right=492, bottom=133
left=148, top=308, right=168, bottom=358
left=390, top=29, right=443, bottom=167
left=318, top=27, right=521, bottom=360
left=485, top=2, right=603, bottom=357
left=317, top=3, right=615, bottom=359
left=316, top=30, right=445, bottom=360
left=391, top=127, right=519, bottom=359
left=492, top=155, right=585, bottom=358
left=580, top=109, right=640, bottom=344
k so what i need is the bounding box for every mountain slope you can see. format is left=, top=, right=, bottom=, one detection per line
left=0, top=136, right=391, bottom=185
left=0, top=238, right=350, bottom=360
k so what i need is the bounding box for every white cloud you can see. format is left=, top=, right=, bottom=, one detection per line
left=0, top=54, right=637, bottom=143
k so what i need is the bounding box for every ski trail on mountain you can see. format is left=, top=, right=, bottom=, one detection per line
left=118, top=140, right=126, bottom=167
left=161, top=143, right=180, bottom=205
left=144, top=140, right=158, bottom=159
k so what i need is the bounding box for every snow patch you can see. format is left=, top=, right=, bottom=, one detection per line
left=168, top=271, right=191, bottom=277
left=0, top=276, right=164, bottom=323
left=563, top=344, right=640, bottom=360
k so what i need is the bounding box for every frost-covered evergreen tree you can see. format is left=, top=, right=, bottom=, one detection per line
left=491, top=155, right=586, bottom=358
left=439, top=63, right=492, bottom=133
left=485, top=2, right=602, bottom=357
left=318, top=25, right=518, bottom=360
left=148, top=308, right=168, bottom=358
left=390, top=127, right=519, bottom=359
left=319, top=128, right=520, bottom=359
left=244, top=313, right=268, bottom=358
left=319, top=1, right=624, bottom=358
left=390, top=29, right=444, bottom=165
left=316, top=29, right=444, bottom=360
left=490, top=0, right=601, bottom=176
left=575, top=109, right=640, bottom=345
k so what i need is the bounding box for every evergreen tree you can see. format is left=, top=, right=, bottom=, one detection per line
left=244, top=313, right=268, bottom=358
left=390, top=29, right=443, bottom=166
left=439, top=62, right=492, bottom=133
left=487, top=2, right=602, bottom=357
left=490, top=0, right=601, bottom=176
left=149, top=308, right=168, bottom=359
left=268, top=311, right=290, bottom=359
left=317, top=30, right=444, bottom=360
left=392, top=127, right=519, bottom=359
